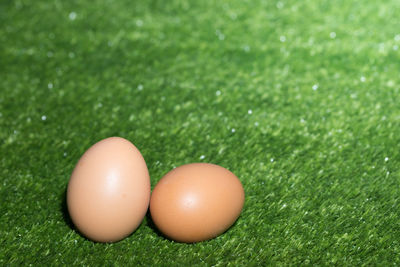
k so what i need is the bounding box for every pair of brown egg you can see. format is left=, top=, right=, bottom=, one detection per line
left=67, top=137, right=245, bottom=243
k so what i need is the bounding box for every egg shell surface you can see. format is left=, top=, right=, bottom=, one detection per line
left=150, top=163, right=245, bottom=243
left=67, top=137, right=150, bottom=243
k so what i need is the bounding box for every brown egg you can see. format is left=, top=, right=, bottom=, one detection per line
left=67, top=137, right=150, bottom=243
left=150, top=163, right=245, bottom=243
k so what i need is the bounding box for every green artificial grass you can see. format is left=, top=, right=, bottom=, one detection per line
left=2, top=0, right=400, bottom=265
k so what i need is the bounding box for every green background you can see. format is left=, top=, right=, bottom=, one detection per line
left=1, top=0, right=400, bottom=265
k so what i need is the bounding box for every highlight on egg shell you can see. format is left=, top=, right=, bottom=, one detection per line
left=149, top=163, right=245, bottom=243
left=67, top=137, right=150, bottom=243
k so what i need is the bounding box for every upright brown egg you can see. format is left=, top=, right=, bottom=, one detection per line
left=67, top=137, right=150, bottom=243
left=150, top=163, right=245, bottom=243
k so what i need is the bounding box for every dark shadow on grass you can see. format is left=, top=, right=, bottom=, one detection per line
left=60, top=188, right=92, bottom=242
left=145, top=209, right=166, bottom=240
left=60, top=187, right=75, bottom=231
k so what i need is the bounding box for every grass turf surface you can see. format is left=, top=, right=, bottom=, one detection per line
left=1, top=0, right=400, bottom=265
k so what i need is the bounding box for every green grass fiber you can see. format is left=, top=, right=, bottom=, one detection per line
left=1, top=0, right=400, bottom=265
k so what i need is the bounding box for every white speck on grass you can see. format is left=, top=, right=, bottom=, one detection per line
left=378, top=43, right=385, bottom=53
left=270, top=158, right=274, bottom=162
left=300, top=118, right=306, bottom=123
left=248, top=109, right=252, bottom=115
left=385, top=157, right=389, bottom=162
left=280, top=36, right=286, bottom=42
left=199, top=155, right=205, bottom=160
left=393, top=45, right=399, bottom=51
left=312, top=84, right=318, bottom=90
left=48, top=83, right=53, bottom=89
left=254, top=122, right=259, bottom=126
left=215, top=29, right=225, bottom=40
left=395, top=34, right=400, bottom=41
left=216, top=90, right=221, bottom=96
left=136, top=19, right=143, bottom=27
left=281, top=204, right=287, bottom=209
left=330, top=32, right=336, bottom=39
left=243, top=45, right=250, bottom=52
left=360, top=76, right=366, bottom=82
left=63, top=152, right=67, bottom=157
left=41, top=115, right=47, bottom=121
left=231, top=128, right=236, bottom=133
left=137, top=84, right=143, bottom=91
left=69, top=12, right=77, bottom=21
